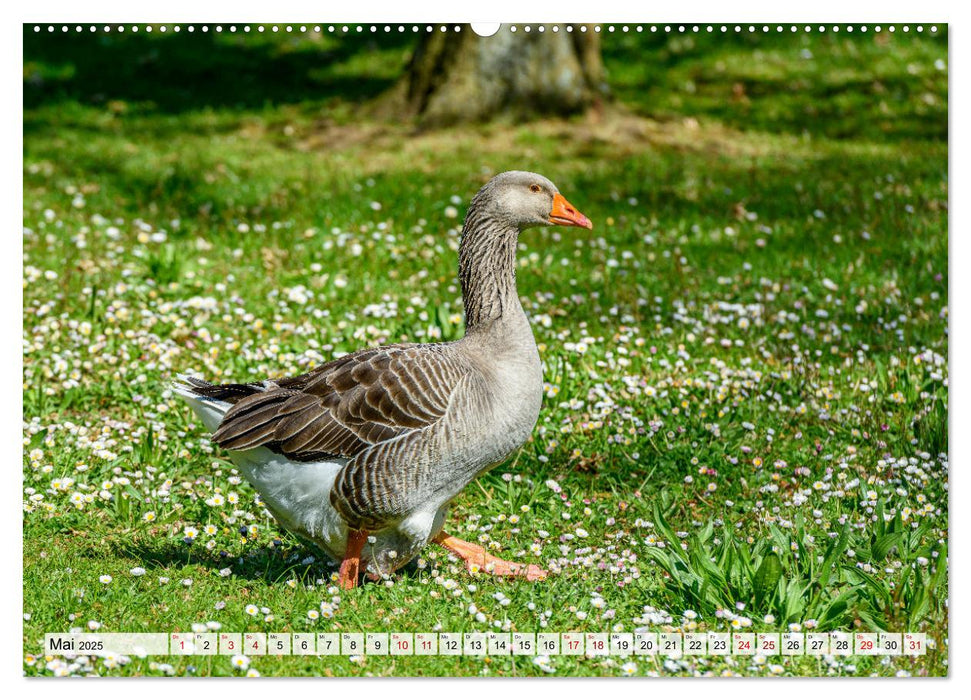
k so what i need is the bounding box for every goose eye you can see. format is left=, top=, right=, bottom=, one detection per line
left=529, top=184, right=542, bottom=193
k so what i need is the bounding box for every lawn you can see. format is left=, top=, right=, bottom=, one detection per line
left=22, top=25, right=948, bottom=677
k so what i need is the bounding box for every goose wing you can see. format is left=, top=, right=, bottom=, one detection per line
left=205, top=343, right=471, bottom=463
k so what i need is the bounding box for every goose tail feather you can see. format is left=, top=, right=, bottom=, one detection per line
left=172, top=374, right=235, bottom=433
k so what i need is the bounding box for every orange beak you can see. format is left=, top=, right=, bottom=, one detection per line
left=549, top=193, right=593, bottom=230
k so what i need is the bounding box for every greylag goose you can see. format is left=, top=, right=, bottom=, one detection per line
left=174, top=171, right=593, bottom=589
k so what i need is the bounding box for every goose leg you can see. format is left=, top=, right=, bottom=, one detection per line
left=338, top=529, right=369, bottom=590
left=433, top=532, right=547, bottom=582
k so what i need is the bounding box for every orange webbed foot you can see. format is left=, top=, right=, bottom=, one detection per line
left=433, top=531, right=548, bottom=582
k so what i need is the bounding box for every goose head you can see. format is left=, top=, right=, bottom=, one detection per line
left=473, top=171, right=593, bottom=231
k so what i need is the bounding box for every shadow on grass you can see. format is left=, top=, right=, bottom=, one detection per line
left=101, top=532, right=424, bottom=586
left=24, top=25, right=417, bottom=113
left=116, top=536, right=339, bottom=585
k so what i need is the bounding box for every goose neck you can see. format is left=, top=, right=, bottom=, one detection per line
left=458, top=213, right=521, bottom=332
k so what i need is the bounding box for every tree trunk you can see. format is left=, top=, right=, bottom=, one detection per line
left=394, top=25, right=607, bottom=126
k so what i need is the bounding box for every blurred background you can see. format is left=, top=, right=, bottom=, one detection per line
left=22, top=25, right=948, bottom=304
left=25, top=24, right=947, bottom=138
left=22, top=24, right=948, bottom=349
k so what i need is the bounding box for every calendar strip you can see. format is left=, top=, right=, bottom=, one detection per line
left=44, top=631, right=928, bottom=658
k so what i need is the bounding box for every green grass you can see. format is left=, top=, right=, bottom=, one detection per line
left=605, top=27, right=948, bottom=141
left=22, top=25, right=948, bottom=677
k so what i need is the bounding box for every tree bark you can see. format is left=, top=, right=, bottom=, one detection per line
left=394, top=25, right=607, bottom=126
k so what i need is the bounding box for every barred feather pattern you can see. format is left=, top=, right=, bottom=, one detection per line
left=211, top=343, right=467, bottom=439
left=459, top=191, right=520, bottom=330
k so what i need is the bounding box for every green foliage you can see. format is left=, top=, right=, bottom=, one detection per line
left=643, top=502, right=946, bottom=632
